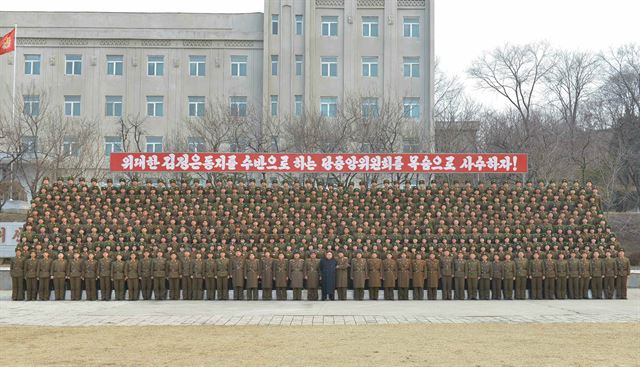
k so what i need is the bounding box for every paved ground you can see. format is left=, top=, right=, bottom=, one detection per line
left=1, top=289, right=638, bottom=327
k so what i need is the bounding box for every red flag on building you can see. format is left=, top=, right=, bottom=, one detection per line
left=0, top=28, right=16, bottom=56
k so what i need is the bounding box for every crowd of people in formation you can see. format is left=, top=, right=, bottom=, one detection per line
left=9, top=176, right=631, bottom=302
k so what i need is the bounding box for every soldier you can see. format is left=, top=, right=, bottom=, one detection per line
left=181, top=251, right=193, bottom=300
left=603, top=251, right=616, bottom=299
left=140, top=250, right=153, bottom=300
left=67, top=252, right=83, bottom=300
left=382, top=253, right=397, bottom=300
left=567, top=252, right=580, bottom=299
left=411, top=253, right=427, bottom=300
left=98, top=251, right=113, bottom=301
left=529, top=252, right=544, bottom=300
left=502, top=253, right=515, bottom=300
left=10, top=249, right=26, bottom=301
left=578, top=252, right=591, bottom=299
left=192, top=252, right=205, bottom=300
left=260, top=252, right=274, bottom=300
left=453, top=252, right=466, bottom=300
left=125, top=252, right=141, bottom=301
left=305, top=252, right=321, bottom=301
left=111, top=254, right=126, bottom=300
left=83, top=252, right=98, bottom=301
left=37, top=251, right=53, bottom=301
left=426, top=253, right=440, bottom=300
left=351, top=252, right=368, bottom=301
left=615, top=249, right=630, bottom=299
left=274, top=253, right=289, bottom=300
left=244, top=253, right=260, bottom=300
left=24, top=251, right=39, bottom=301
left=367, top=252, right=382, bottom=300
left=490, top=254, right=503, bottom=300
left=514, top=252, right=529, bottom=300
left=51, top=252, right=67, bottom=300
left=396, top=252, right=411, bottom=300
left=216, top=252, right=231, bottom=300
left=555, top=253, right=568, bottom=299
left=289, top=252, right=305, bottom=300
left=542, top=252, right=556, bottom=300
left=167, top=252, right=182, bottom=300
left=231, top=250, right=245, bottom=300
left=590, top=251, right=604, bottom=299
left=440, top=250, right=454, bottom=300
left=152, top=251, right=167, bottom=300
left=464, top=253, right=480, bottom=300
left=335, top=252, right=350, bottom=300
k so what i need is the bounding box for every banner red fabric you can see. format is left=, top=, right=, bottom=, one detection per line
left=0, top=28, right=15, bottom=56
left=110, top=153, right=527, bottom=173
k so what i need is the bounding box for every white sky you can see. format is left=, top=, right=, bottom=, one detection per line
left=1, top=0, right=638, bottom=102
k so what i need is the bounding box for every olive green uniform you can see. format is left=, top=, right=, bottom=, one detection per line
left=440, top=256, right=454, bottom=300
left=51, top=258, right=67, bottom=300
left=502, top=260, right=515, bottom=300
left=125, top=259, right=141, bottom=300
left=514, top=258, right=529, bottom=300
left=83, top=259, right=98, bottom=300
left=152, top=257, right=167, bottom=300
left=305, top=258, right=321, bottom=300
left=111, top=260, right=126, bottom=300
left=10, top=256, right=26, bottom=301
left=67, top=258, right=83, bottom=300
left=367, top=257, right=382, bottom=300
left=616, top=256, right=630, bottom=299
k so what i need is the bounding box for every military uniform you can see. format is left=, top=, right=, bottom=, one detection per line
left=24, top=256, right=39, bottom=300
left=125, top=258, right=141, bottom=300
left=514, top=257, right=529, bottom=300
left=274, top=257, right=289, bottom=300
left=396, top=257, right=411, bottom=300
left=67, top=257, right=83, bottom=300
left=411, top=257, right=426, bottom=300
left=111, top=259, right=126, bottom=300
left=37, top=256, right=53, bottom=300
left=555, top=257, right=568, bottom=299
left=244, top=257, right=260, bottom=300
left=502, top=259, right=515, bottom=300
left=382, top=257, right=397, bottom=300
left=464, top=257, right=480, bottom=300
left=367, top=256, right=383, bottom=300
left=567, top=255, right=580, bottom=299
left=305, top=256, right=321, bottom=301
left=98, top=256, right=113, bottom=300
left=490, top=260, right=503, bottom=300
left=215, top=256, right=230, bottom=300
left=426, top=257, right=440, bottom=300
left=51, top=258, right=67, bottom=300
left=289, top=257, right=305, bottom=300
left=616, top=255, right=630, bottom=299
left=167, top=258, right=182, bottom=300
left=140, top=256, right=153, bottom=300
left=10, top=255, right=26, bottom=301
left=529, top=257, right=544, bottom=300
left=152, top=256, right=167, bottom=300
left=590, top=256, right=604, bottom=299
left=335, top=256, right=350, bottom=300
left=440, top=255, right=454, bottom=300
left=192, top=257, right=205, bottom=300
left=231, top=255, right=245, bottom=300
left=453, top=257, right=466, bottom=300
left=181, top=256, right=193, bottom=300
left=578, top=257, right=591, bottom=299
left=260, top=256, right=274, bottom=300
left=603, top=256, right=616, bottom=299
left=83, top=257, right=98, bottom=300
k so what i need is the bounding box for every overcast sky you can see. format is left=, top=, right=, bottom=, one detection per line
left=1, top=0, right=638, bottom=102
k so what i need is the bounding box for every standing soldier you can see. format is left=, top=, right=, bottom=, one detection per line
left=140, top=250, right=153, bottom=300
left=382, top=253, right=397, bottom=300
left=192, top=252, right=205, bottom=300
left=529, top=252, right=544, bottom=300
left=244, top=253, right=260, bottom=300
left=274, top=253, right=289, bottom=300
left=578, top=252, right=591, bottom=299
left=204, top=252, right=217, bottom=301
left=590, top=251, right=604, bottom=299
left=289, top=252, right=305, bottom=300
left=350, top=252, right=367, bottom=301
left=305, top=252, right=321, bottom=301
left=490, top=254, right=503, bottom=300
left=260, top=252, right=274, bottom=300
left=51, top=252, right=68, bottom=300
left=37, top=251, right=53, bottom=301
left=615, top=249, right=630, bottom=299
left=502, top=253, right=515, bottom=300
left=125, top=253, right=141, bottom=301
left=167, top=252, right=182, bottom=300
left=111, top=254, right=126, bottom=300
left=543, top=252, right=557, bottom=299
left=181, top=251, right=193, bottom=300
left=603, top=251, right=616, bottom=299
left=231, top=250, right=245, bottom=300
left=24, top=251, right=39, bottom=301
left=152, top=251, right=167, bottom=300
left=367, top=252, right=382, bottom=300
left=426, top=253, right=441, bottom=300
left=216, top=252, right=231, bottom=300
left=82, top=252, right=98, bottom=301
left=396, top=253, right=411, bottom=300
left=98, top=251, right=113, bottom=301
left=514, top=252, right=529, bottom=300
left=10, top=249, right=26, bottom=301
left=465, top=253, right=480, bottom=300
left=67, top=252, right=83, bottom=300
left=555, top=253, right=568, bottom=299
left=567, top=252, right=580, bottom=299
left=411, top=253, right=427, bottom=300
left=440, top=250, right=454, bottom=300
left=335, top=252, right=350, bottom=300
left=453, top=252, right=466, bottom=300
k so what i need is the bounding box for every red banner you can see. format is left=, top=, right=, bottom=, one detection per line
left=109, top=153, right=527, bottom=173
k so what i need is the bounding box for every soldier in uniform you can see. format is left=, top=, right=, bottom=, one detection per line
left=382, top=253, right=397, bottom=300
left=83, top=252, right=98, bottom=301
left=543, top=252, right=557, bottom=299
left=192, top=252, right=205, bottom=300
left=167, top=252, right=182, bottom=300
left=216, top=251, right=231, bottom=300
left=590, top=251, right=604, bottom=299
left=529, top=252, right=544, bottom=300
left=37, top=251, right=53, bottom=301
left=555, top=253, right=568, bottom=299
left=204, top=252, right=217, bottom=300
left=140, top=250, right=153, bottom=300
left=396, top=252, right=411, bottom=300
left=578, top=251, right=591, bottom=299
left=67, top=252, right=83, bottom=300
left=111, top=254, right=126, bottom=300
left=453, top=252, right=466, bottom=300
left=98, top=251, right=113, bottom=301
left=351, top=252, right=368, bottom=301
left=244, top=253, right=260, bottom=300
left=125, top=252, right=141, bottom=301
left=514, top=252, right=529, bottom=300
left=289, top=252, right=305, bottom=300
left=490, top=254, right=503, bottom=300
left=260, top=252, right=274, bottom=300
left=24, top=251, right=39, bottom=301
left=440, top=250, right=454, bottom=300
left=411, top=253, right=427, bottom=300
left=502, top=253, right=515, bottom=300
left=274, top=252, right=289, bottom=300
left=616, top=249, right=630, bottom=299
left=367, top=252, right=382, bottom=300
left=10, top=249, right=26, bottom=301
left=231, top=250, right=245, bottom=300
left=567, top=252, right=580, bottom=299
left=335, top=252, right=350, bottom=300
left=304, top=252, right=321, bottom=301
left=52, top=252, right=68, bottom=300
left=603, top=251, right=616, bottom=299
left=181, top=251, right=193, bottom=300
left=463, top=253, right=479, bottom=300
left=426, top=253, right=440, bottom=300
left=152, top=251, right=167, bottom=300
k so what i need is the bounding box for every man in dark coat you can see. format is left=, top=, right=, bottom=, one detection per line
left=319, top=252, right=337, bottom=300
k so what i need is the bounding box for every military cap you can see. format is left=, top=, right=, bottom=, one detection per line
left=106, top=178, right=113, bottom=183
left=271, top=179, right=278, bottom=184
left=157, top=179, right=164, bottom=184
left=418, top=180, right=425, bottom=184
left=146, top=179, right=153, bottom=184
left=78, top=177, right=85, bottom=182
left=170, top=179, right=176, bottom=184
left=119, top=178, right=126, bottom=183
left=90, top=177, right=98, bottom=182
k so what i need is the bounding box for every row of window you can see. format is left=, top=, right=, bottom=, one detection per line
left=22, top=95, right=421, bottom=119
left=271, top=15, right=421, bottom=38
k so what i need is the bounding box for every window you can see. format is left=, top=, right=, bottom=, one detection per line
left=147, top=55, right=164, bottom=76
left=270, top=95, right=278, bottom=117
left=107, top=55, right=123, bottom=76
left=104, top=136, right=123, bottom=156
left=403, top=57, right=420, bottom=77
left=189, top=55, right=206, bottom=76
left=188, top=96, right=205, bottom=117
left=230, top=96, right=248, bottom=117
left=295, top=55, right=304, bottom=76
left=272, top=14, right=279, bottom=35
left=231, top=55, right=248, bottom=77
left=23, top=95, right=40, bottom=116
left=187, top=137, right=205, bottom=152
left=271, top=55, right=279, bottom=76
left=403, top=97, right=420, bottom=119
left=146, top=136, right=163, bottom=153
left=402, top=137, right=420, bottom=153
left=22, top=136, right=36, bottom=154
left=320, top=97, right=337, bottom=117
left=65, top=55, right=82, bottom=75
left=362, top=16, right=379, bottom=37
left=63, top=136, right=79, bottom=157
left=294, top=95, right=303, bottom=117
left=64, top=95, right=81, bottom=117
left=362, top=56, right=378, bottom=77
left=146, top=96, right=164, bottom=117
left=403, top=17, right=419, bottom=38
left=105, top=96, right=123, bottom=117
left=24, top=55, right=41, bottom=75
left=321, top=56, right=338, bottom=77
left=321, top=16, right=338, bottom=36
left=361, top=97, right=379, bottom=117
left=295, top=15, right=304, bottom=35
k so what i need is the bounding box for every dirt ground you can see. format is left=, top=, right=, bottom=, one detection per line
left=1, top=323, right=638, bottom=367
